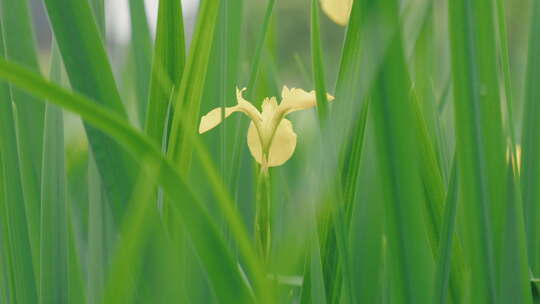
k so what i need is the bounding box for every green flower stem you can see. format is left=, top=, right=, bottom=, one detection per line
left=255, top=166, right=271, bottom=263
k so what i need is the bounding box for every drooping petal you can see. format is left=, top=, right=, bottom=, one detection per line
left=319, top=0, right=353, bottom=26
left=278, top=86, right=335, bottom=115
left=198, top=87, right=262, bottom=134
left=247, top=119, right=297, bottom=167
left=199, top=106, right=239, bottom=134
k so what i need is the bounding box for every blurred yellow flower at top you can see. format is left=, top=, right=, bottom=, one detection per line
left=199, top=87, right=334, bottom=169
left=320, top=0, right=353, bottom=26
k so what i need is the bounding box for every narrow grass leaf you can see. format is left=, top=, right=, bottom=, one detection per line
left=348, top=121, right=385, bottom=304
left=39, top=42, right=69, bottom=304
left=495, top=0, right=517, bottom=146
left=201, top=0, right=244, bottom=180
left=0, top=27, right=37, bottom=303
left=128, top=0, right=153, bottom=125
left=332, top=2, right=372, bottom=302
left=369, top=0, right=434, bottom=302
left=0, top=0, right=44, bottom=264
left=0, top=157, right=5, bottom=303
left=521, top=0, right=540, bottom=276
left=87, top=155, right=106, bottom=304
left=157, top=0, right=220, bottom=261
left=334, top=0, right=363, bottom=126
left=0, top=59, right=262, bottom=304
left=142, top=0, right=186, bottom=236
left=448, top=0, right=508, bottom=301
left=500, top=165, right=533, bottom=303
left=496, top=0, right=532, bottom=301
left=308, top=231, right=328, bottom=304
left=311, top=0, right=329, bottom=123
left=414, top=100, right=466, bottom=302
left=310, top=2, right=342, bottom=301
left=300, top=188, right=329, bottom=304
left=410, top=8, right=450, bottom=180
left=104, top=159, right=160, bottom=303
left=66, top=212, right=86, bottom=304
left=433, top=161, right=458, bottom=304
left=168, top=0, right=221, bottom=171
left=43, top=0, right=137, bottom=221
left=89, top=0, right=105, bottom=33
left=0, top=154, right=13, bottom=304
left=145, top=0, right=185, bottom=144
left=245, top=0, right=276, bottom=100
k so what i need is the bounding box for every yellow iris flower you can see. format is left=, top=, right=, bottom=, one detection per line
left=320, top=0, right=353, bottom=26
left=199, top=86, right=334, bottom=169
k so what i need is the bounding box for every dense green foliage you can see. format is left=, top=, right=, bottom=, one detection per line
left=0, top=0, right=538, bottom=303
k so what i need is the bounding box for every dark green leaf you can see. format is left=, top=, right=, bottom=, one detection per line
left=144, top=0, right=185, bottom=144
left=43, top=0, right=138, bottom=222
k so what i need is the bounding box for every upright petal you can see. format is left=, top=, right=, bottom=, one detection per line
left=320, top=0, right=353, bottom=26
left=236, top=87, right=262, bottom=122
left=261, top=97, right=279, bottom=123
left=247, top=119, right=297, bottom=167
left=278, top=87, right=335, bottom=115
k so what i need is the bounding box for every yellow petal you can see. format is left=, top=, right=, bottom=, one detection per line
left=320, top=0, right=353, bottom=26
left=199, top=87, right=262, bottom=134
left=199, top=106, right=239, bottom=134
left=279, top=86, right=335, bottom=115
left=247, top=119, right=297, bottom=167
left=236, top=87, right=262, bottom=122
left=261, top=97, right=279, bottom=122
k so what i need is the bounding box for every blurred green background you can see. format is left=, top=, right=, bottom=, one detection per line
left=2, top=0, right=540, bottom=303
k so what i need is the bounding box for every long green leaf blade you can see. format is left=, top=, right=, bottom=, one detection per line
left=368, top=0, right=434, bottom=302
left=310, top=0, right=329, bottom=123
left=168, top=0, right=221, bottom=170
left=348, top=124, right=384, bottom=304
left=89, top=0, right=105, bottom=33
left=0, top=156, right=8, bottom=304
left=433, top=162, right=458, bottom=303
left=448, top=0, right=508, bottom=301
left=521, top=0, right=540, bottom=277
left=0, top=0, right=44, bottom=265
left=0, top=59, right=261, bottom=303
left=331, top=2, right=375, bottom=302
left=87, top=156, right=106, bottom=304
left=43, top=0, right=137, bottom=221
left=39, top=44, right=69, bottom=304
left=145, top=0, right=185, bottom=144
left=128, top=0, right=153, bottom=125
left=501, top=165, right=533, bottom=303
left=103, top=159, right=160, bottom=304
left=0, top=24, right=37, bottom=304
